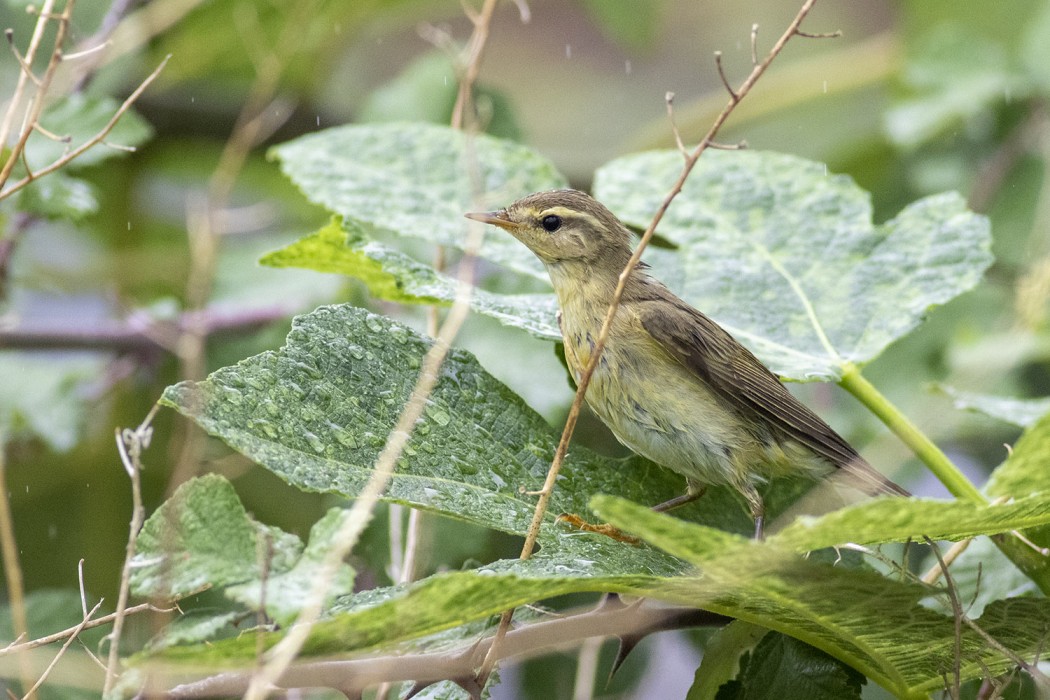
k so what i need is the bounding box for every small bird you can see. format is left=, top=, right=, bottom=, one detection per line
left=466, top=189, right=908, bottom=538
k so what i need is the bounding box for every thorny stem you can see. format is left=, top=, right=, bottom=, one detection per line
left=480, top=0, right=827, bottom=686
left=152, top=602, right=729, bottom=697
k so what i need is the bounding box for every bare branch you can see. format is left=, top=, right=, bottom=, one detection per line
left=104, top=405, right=158, bottom=694
left=713, top=51, right=739, bottom=102
left=21, top=600, right=103, bottom=699
left=794, top=29, right=842, bottom=39
left=704, top=139, right=747, bottom=150
left=154, top=601, right=729, bottom=697
left=0, top=0, right=58, bottom=146
left=0, top=604, right=171, bottom=657
left=0, top=53, right=170, bottom=202
left=750, top=23, right=759, bottom=66
left=0, top=0, right=73, bottom=193
left=5, top=30, right=42, bottom=87
left=665, top=92, right=688, bottom=158
left=484, top=0, right=830, bottom=685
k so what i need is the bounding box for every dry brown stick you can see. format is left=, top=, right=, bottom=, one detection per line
left=166, top=0, right=315, bottom=499
left=0, top=0, right=58, bottom=148
left=103, top=404, right=159, bottom=695
left=242, top=227, right=486, bottom=700
left=478, top=0, right=829, bottom=686
left=0, top=53, right=170, bottom=201
left=0, top=0, right=73, bottom=193
left=21, top=600, right=103, bottom=699
left=0, top=604, right=170, bottom=657
left=0, top=435, right=34, bottom=698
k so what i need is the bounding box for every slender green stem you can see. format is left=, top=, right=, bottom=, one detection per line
left=838, top=362, right=986, bottom=505
left=840, top=363, right=1050, bottom=595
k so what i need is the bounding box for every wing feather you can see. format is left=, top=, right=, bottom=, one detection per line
left=637, top=297, right=908, bottom=497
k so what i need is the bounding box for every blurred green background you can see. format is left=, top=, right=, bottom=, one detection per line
left=1, top=0, right=1049, bottom=696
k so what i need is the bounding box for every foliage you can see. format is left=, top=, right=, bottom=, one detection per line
left=5, top=1, right=1050, bottom=698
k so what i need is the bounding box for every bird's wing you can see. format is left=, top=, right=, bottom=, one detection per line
left=638, top=298, right=907, bottom=496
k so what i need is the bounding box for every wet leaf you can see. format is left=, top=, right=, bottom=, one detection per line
left=260, top=218, right=559, bottom=340
left=592, top=149, right=992, bottom=380
left=270, top=122, right=567, bottom=280
left=130, top=474, right=304, bottom=600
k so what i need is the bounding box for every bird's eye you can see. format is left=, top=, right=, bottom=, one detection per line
left=541, top=214, right=562, bottom=232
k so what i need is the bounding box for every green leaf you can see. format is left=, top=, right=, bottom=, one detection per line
left=139, top=495, right=1050, bottom=698
left=270, top=122, right=567, bottom=280
left=0, top=352, right=108, bottom=451
left=689, top=621, right=769, bottom=700
left=713, top=633, right=864, bottom=700
left=144, top=610, right=243, bottom=652
left=938, top=385, right=1050, bottom=428
left=260, top=218, right=560, bottom=340
left=12, top=171, right=97, bottom=220
left=885, top=25, right=1029, bottom=148
left=580, top=0, right=660, bottom=50
left=226, top=507, right=356, bottom=624
left=988, top=411, right=1050, bottom=499
left=772, top=495, right=1050, bottom=551
left=590, top=496, right=1050, bottom=698
left=592, top=149, right=992, bottom=380
left=131, top=474, right=304, bottom=599
left=27, top=94, right=153, bottom=171
left=160, top=303, right=769, bottom=547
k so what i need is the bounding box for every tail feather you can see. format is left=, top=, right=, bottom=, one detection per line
left=836, top=456, right=911, bottom=498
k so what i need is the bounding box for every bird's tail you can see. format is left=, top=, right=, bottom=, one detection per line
left=837, top=457, right=911, bottom=498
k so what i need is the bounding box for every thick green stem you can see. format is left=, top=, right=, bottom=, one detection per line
left=839, top=363, right=1050, bottom=595
left=838, top=362, right=986, bottom=505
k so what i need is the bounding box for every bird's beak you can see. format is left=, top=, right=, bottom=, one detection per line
left=465, top=209, right=520, bottom=231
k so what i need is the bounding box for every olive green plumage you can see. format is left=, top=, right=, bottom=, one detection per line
left=467, top=189, right=907, bottom=533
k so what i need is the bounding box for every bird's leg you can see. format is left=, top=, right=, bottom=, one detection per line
left=741, top=483, right=765, bottom=541
left=652, top=485, right=707, bottom=513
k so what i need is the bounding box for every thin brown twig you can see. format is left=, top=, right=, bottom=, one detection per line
left=665, top=92, right=688, bottom=158
left=451, top=0, right=502, bottom=130
left=928, top=538, right=964, bottom=698
left=0, top=604, right=171, bottom=657
left=21, top=600, right=103, bottom=699
left=0, top=433, right=35, bottom=698
left=0, top=0, right=74, bottom=193
left=103, top=404, right=159, bottom=695
left=478, top=0, right=830, bottom=687
left=166, top=0, right=315, bottom=499
left=243, top=215, right=487, bottom=700
left=0, top=0, right=57, bottom=146
left=0, top=53, right=170, bottom=201
left=713, top=51, right=738, bottom=102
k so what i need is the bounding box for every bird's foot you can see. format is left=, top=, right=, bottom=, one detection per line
left=556, top=513, right=640, bottom=544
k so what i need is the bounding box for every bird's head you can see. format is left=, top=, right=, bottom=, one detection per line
left=466, top=189, right=633, bottom=271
